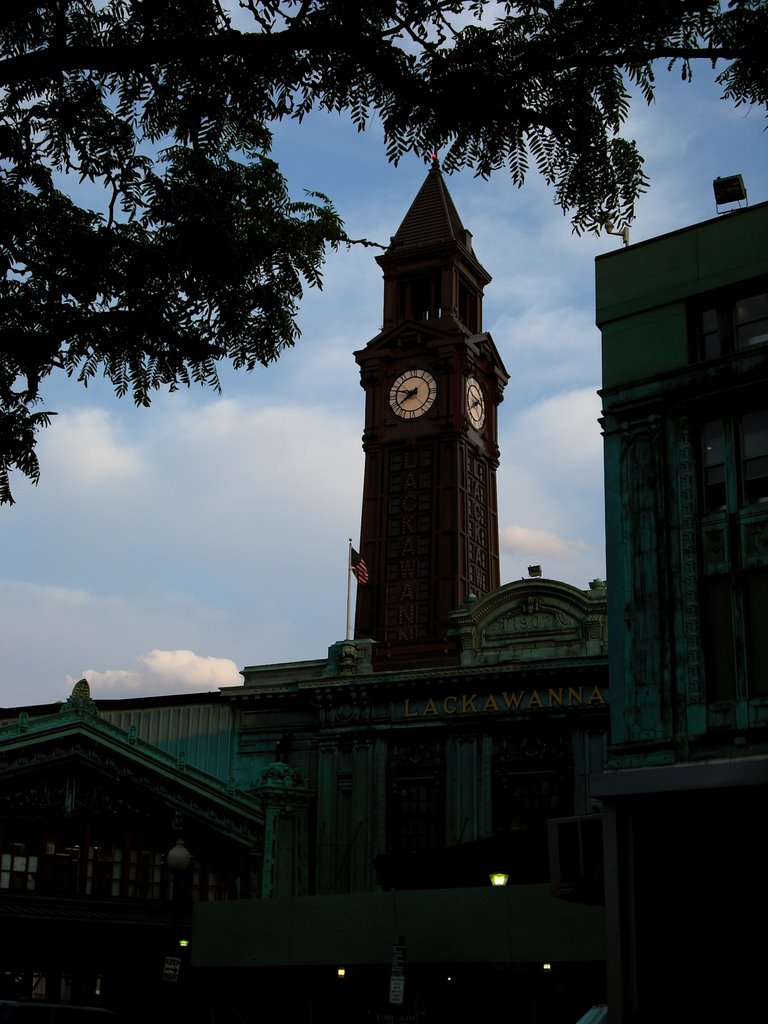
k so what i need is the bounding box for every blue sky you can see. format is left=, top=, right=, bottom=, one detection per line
left=2, top=66, right=767, bottom=705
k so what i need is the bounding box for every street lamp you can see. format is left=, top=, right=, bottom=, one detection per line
left=167, top=839, right=191, bottom=873
left=488, top=872, right=509, bottom=887
left=163, top=832, right=193, bottom=988
left=167, top=809, right=192, bottom=900
left=166, top=837, right=192, bottom=911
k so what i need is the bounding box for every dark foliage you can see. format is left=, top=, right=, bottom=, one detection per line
left=1, top=1, right=765, bottom=501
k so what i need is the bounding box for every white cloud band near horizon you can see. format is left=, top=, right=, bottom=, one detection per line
left=66, top=649, right=242, bottom=696
left=500, top=525, right=588, bottom=560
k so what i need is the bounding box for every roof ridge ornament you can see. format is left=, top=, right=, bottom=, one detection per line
left=61, top=677, right=99, bottom=717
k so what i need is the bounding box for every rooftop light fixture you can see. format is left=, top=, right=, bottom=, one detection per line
left=713, top=175, right=747, bottom=209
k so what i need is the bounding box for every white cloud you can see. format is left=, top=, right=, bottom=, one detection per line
left=18, top=391, right=364, bottom=577
left=500, top=526, right=587, bottom=560
left=500, top=388, right=604, bottom=498
left=497, top=387, right=605, bottom=589
left=67, top=649, right=241, bottom=696
left=66, top=668, right=141, bottom=692
left=139, top=649, right=241, bottom=686
left=0, top=580, right=252, bottom=706
left=45, top=408, right=143, bottom=486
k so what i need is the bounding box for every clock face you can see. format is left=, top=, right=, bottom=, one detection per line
left=389, top=368, right=438, bottom=420
left=465, top=376, right=486, bottom=429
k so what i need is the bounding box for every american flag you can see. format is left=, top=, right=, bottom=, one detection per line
left=350, top=548, right=369, bottom=585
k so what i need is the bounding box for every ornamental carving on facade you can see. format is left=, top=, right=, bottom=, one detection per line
left=494, top=732, right=568, bottom=766
left=745, top=520, right=768, bottom=559
left=677, top=416, right=703, bottom=703
left=703, top=527, right=726, bottom=564
left=389, top=741, right=442, bottom=770
left=254, top=761, right=306, bottom=791
left=484, top=603, right=576, bottom=640
left=313, top=685, right=372, bottom=727
left=59, top=678, right=99, bottom=718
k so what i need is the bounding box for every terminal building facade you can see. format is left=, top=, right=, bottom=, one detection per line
left=4, top=169, right=766, bottom=1024
left=0, top=164, right=610, bottom=1024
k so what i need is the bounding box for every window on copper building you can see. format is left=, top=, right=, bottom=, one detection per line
left=692, top=281, right=768, bottom=360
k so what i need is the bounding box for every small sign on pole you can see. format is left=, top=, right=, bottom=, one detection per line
left=162, top=956, right=181, bottom=983
left=388, top=975, right=405, bottom=1005
left=389, top=943, right=406, bottom=1005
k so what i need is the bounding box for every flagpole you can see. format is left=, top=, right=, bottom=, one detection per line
left=346, top=538, right=353, bottom=641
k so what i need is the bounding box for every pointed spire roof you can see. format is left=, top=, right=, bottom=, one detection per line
left=388, top=158, right=470, bottom=252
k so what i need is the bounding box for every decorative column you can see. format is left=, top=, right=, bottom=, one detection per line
left=252, top=762, right=310, bottom=899
left=350, top=738, right=375, bottom=891
left=446, top=733, right=480, bottom=846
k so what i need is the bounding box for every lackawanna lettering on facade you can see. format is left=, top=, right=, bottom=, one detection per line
left=402, top=686, right=607, bottom=718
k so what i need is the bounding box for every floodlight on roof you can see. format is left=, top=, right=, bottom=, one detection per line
left=713, top=174, right=747, bottom=208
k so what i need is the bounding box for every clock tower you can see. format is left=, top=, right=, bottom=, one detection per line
left=354, top=159, right=509, bottom=667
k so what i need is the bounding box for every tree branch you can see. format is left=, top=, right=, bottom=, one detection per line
left=0, top=29, right=747, bottom=91
left=0, top=28, right=319, bottom=86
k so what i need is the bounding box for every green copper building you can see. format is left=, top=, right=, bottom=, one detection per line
left=593, top=198, right=768, bottom=1021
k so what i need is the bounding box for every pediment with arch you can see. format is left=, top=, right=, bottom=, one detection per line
left=449, top=578, right=607, bottom=666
